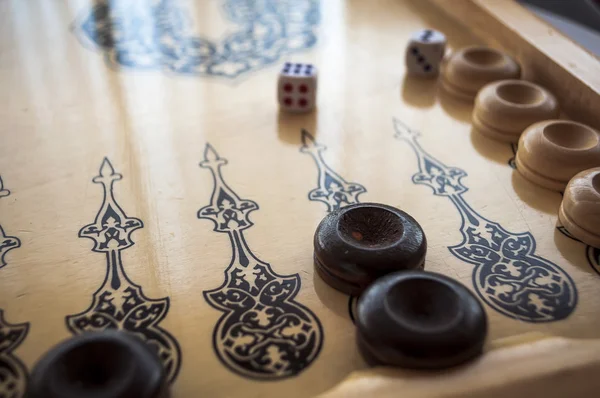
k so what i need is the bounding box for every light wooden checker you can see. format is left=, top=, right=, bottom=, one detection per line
left=1, top=0, right=600, bottom=397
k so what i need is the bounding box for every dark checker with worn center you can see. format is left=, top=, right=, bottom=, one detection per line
left=313, top=202, right=427, bottom=295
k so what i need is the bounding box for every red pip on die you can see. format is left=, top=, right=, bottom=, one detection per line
left=278, top=63, right=317, bottom=113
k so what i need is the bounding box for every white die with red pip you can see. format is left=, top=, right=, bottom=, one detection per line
left=278, top=63, right=317, bottom=113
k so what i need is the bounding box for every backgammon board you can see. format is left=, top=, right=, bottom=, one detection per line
left=2, top=1, right=600, bottom=397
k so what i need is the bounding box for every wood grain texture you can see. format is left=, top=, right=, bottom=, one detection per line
left=427, top=0, right=600, bottom=130
left=0, top=0, right=599, bottom=397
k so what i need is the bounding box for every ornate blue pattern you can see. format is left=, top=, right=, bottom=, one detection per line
left=0, top=178, right=21, bottom=270
left=558, top=226, right=600, bottom=276
left=508, top=143, right=517, bottom=170
left=0, top=178, right=28, bottom=398
left=299, top=130, right=366, bottom=322
left=198, top=144, right=322, bottom=379
left=67, top=158, right=181, bottom=383
left=74, top=0, right=320, bottom=78
left=0, top=310, right=28, bottom=398
left=0, top=225, right=20, bottom=272
left=300, top=130, right=366, bottom=213
left=394, top=119, right=577, bottom=322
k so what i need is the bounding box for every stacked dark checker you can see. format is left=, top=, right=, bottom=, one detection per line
left=314, top=202, right=488, bottom=369
left=314, top=203, right=427, bottom=295
left=26, top=331, right=168, bottom=398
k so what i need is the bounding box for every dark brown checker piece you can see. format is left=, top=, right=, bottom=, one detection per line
left=313, top=203, right=427, bottom=295
left=27, top=330, right=169, bottom=398
left=356, top=270, right=488, bottom=369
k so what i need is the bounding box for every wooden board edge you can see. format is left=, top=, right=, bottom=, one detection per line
left=425, top=0, right=600, bottom=131
left=318, top=336, right=600, bottom=398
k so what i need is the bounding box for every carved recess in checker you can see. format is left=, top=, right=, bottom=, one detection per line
left=74, top=0, right=320, bottom=79
left=299, top=130, right=367, bottom=321
left=0, top=177, right=29, bottom=398
left=66, top=158, right=182, bottom=383
left=394, top=119, right=577, bottom=322
left=197, top=144, right=323, bottom=379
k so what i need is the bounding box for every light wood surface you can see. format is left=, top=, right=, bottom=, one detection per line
left=1, top=0, right=600, bottom=397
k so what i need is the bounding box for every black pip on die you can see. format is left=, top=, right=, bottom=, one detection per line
left=278, top=62, right=317, bottom=113
left=405, top=29, right=447, bottom=77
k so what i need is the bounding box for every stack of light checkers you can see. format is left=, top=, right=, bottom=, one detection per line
left=404, top=29, right=600, bottom=250
left=313, top=203, right=488, bottom=369
left=437, top=46, right=600, bottom=249
left=516, top=121, right=600, bottom=249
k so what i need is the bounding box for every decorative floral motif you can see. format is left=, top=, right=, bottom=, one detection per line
left=0, top=180, right=10, bottom=199
left=74, top=0, right=320, bottom=78
left=0, top=177, right=21, bottom=270
left=588, top=246, right=600, bottom=275
left=558, top=226, right=600, bottom=276
left=394, top=119, right=577, bottom=322
left=508, top=143, right=517, bottom=170
left=0, top=226, right=20, bottom=271
left=299, top=129, right=367, bottom=322
left=67, top=158, right=181, bottom=382
left=198, top=144, right=322, bottom=379
left=0, top=177, right=28, bottom=398
left=0, top=311, right=28, bottom=398
left=300, top=130, right=366, bottom=213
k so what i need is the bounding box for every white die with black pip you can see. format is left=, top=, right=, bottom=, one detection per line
left=278, top=62, right=317, bottom=113
left=405, top=29, right=447, bottom=77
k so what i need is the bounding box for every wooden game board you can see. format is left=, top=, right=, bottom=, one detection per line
left=1, top=0, right=600, bottom=397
